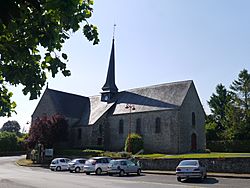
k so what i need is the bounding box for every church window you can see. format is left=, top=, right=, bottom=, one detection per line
left=77, top=128, right=82, bottom=140
left=99, top=124, right=103, bottom=135
left=192, top=112, right=196, bottom=128
left=155, top=117, right=161, bottom=133
left=136, top=118, right=141, bottom=134
left=119, top=119, right=124, bottom=134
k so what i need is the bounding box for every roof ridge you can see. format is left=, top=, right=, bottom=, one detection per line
left=123, top=80, right=193, bottom=92
left=47, top=88, right=87, bottom=98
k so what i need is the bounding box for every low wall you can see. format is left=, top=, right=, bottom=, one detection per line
left=139, top=158, right=250, bottom=173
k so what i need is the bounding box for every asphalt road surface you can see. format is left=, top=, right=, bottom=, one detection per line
left=0, top=156, right=250, bottom=188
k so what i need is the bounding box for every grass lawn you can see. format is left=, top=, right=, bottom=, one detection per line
left=136, top=152, right=250, bottom=159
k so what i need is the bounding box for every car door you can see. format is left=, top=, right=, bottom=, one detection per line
left=126, top=160, right=137, bottom=173
left=60, top=159, right=68, bottom=170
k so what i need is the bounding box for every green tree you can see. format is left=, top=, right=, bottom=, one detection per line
left=1, top=120, right=20, bottom=133
left=207, top=84, right=232, bottom=139
left=230, top=69, right=250, bottom=125
left=125, top=133, right=143, bottom=154
left=0, top=131, right=19, bottom=152
left=229, top=69, right=250, bottom=139
left=0, top=0, right=99, bottom=117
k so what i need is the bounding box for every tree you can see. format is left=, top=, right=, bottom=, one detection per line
left=1, top=120, right=21, bottom=133
left=27, top=114, right=69, bottom=148
left=125, top=133, right=143, bottom=154
left=0, top=0, right=99, bottom=117
left=0, top=131, right=19, bottom=151
left=230, top=69, right=250, bottom=125
left=207, top=84, right=232, bottom=138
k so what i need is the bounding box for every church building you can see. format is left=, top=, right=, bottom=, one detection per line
left=32, top=38, right=206, bottom=154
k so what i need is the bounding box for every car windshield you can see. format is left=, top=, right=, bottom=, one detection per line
left=51, top=160, right=57, bottom=164
left=71, top=159, right=78, bottom=163
left=179, top=160, right=198, bottom=166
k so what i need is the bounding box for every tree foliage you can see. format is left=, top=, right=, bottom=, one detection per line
left=0, top=131, right=20, bottom=151
left=0, top=0, right=99, bottom=117
left=27, top=114, right=69, bottom=148
left=206, top=69, right=250, bottom=142
left=1, top=120, right=20, bottom=133
left=125, top=133, right=143, bottom=154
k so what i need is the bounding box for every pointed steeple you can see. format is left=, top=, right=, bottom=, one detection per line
left=102, top=38, right=118, bottom=93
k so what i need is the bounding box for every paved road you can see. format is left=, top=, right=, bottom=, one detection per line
left=0, top=156, right=250, bottom=188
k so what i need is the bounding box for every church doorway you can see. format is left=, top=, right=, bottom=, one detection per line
left=191, top=133, right=197, bottom=151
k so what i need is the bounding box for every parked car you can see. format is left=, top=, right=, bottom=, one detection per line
left=107, top=159, right=141, bottom=176
left=176, top=159, right=207, bottom=182
left=68, top=158, right=87, bottom=173
left=84, top=157, right=112, bottom=175
left=50, top=158, right=71, bottom=171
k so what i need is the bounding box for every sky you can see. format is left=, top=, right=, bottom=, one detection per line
left=0, top=0, right=250, bottom=132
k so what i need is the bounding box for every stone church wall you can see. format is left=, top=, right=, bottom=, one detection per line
left=179, top=83, right=206, bottom=153
left=108, top=110, right=180, bottom=153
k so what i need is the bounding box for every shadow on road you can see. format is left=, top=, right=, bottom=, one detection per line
left=181, top=177, right=219, bottom=184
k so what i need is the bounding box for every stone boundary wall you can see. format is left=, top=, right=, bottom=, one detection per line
left=139, top=158, right=250, bottom=173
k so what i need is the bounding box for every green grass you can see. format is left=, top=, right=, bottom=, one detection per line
left=136, top=152, right=250, bottom=159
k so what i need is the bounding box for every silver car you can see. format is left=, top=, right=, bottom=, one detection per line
left=84, top=157, right=112, bottom=175
left=50, top=158, right=71, bottom=171
left=107, top=159, right=141, bottom=176
left=68, top=158, right=87, bottom=173
left=176, top=159, right=207, bottom=182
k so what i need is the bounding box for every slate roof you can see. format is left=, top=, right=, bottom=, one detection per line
left=46, top=89, right=90, bottom=120
left=35, top=80, right=193, bottom=126
left=112, top=80, right=192, bottom=115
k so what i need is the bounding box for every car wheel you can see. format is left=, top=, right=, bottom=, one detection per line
left=75, top=167, right=80, bottom=173
left=56, top=166, right=61, bottom=171
left=86, top=172, right=90, bottom=175
left=95, top=168, right=102, bottom=175
left=137, top=169, right=141, bottom=176
left=119, top=170, right=125, bottom=177
left=177, top=177, right=182, bottom=182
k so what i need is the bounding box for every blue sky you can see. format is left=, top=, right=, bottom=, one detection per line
left=1, top=0, right=250, bottom=131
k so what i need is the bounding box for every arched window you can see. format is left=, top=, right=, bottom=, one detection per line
left=136, top=118, right=141, bottom=134
left=192, top=112, right=196, bottom=127
left=77, top=128, right=82, bottom=140
left=99, top=124, right=103, bottom=135
left=155, top=117, right=161, bottom=133
left=119, top=119, right=124, bottom=134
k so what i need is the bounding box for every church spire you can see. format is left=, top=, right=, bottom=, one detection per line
left=102, top=28, right=118, bottom=93
left=101, top=26, right=118, bottom=102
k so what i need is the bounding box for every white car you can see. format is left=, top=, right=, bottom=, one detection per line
left=176, top=159, right=207, bottom=182
left=84, top=157, right=112, bottom=175
left=107, top=159, right=141, bottom=176
left=68, top=158, right=87, bottom=173
left=50, top=158, right=71, bottom=171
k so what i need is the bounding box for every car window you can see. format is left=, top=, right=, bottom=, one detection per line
left=65, top=159, right=71, bottom=163
left=120, top=161, right=127, bottom=166
left=127, top=160, right=135, bottom=166
left=179, top=160, right=198, bottom=166
left=60, top=159, right=65, bottom=163
left=86, top=159, right=95, bottom=165
left=79, top=160, right=85, bottom=164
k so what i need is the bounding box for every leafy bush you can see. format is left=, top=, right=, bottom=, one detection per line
left=0, top=131, right=19, bottom=151
left=125, top=133, right=143, bottom=154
